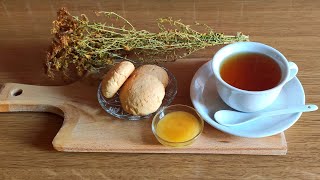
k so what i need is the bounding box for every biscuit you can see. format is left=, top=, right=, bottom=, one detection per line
left=119, top=74, right=165, bottom=116
left=132, top=64, right=169, bottom=87
left=101, top=61, right=135, bottom=98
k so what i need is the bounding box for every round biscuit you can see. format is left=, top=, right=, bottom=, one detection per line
left=101, top=61, right=135, bottom=98
left=119, top=74, right=165, bottom=116
left=132, top=64, right=169, bottom=87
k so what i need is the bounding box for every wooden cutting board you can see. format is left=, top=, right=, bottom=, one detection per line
left=0, top=60, right=287, bottom=155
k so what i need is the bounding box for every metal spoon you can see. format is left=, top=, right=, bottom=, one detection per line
left=214, top=104, right=318, bottom=127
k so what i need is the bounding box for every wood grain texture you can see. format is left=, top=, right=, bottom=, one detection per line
left=0, top=0, right=319, bottom=179
left=0, top=73, right=287, bottom=155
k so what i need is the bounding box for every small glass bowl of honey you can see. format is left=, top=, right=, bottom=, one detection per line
left=152, top=104, right=204, bottom=147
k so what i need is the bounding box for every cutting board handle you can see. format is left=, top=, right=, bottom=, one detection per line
left=0, top=83, right=64, bottom=115
left=0, top=82, right=94, bottom=150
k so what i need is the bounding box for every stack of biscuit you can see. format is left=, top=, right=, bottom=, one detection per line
left=101, top=61, right=169, bottom=116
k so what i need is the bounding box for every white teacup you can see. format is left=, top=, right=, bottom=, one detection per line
left=212, top=42, right=298, bottom=112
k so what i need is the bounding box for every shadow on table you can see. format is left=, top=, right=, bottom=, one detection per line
left=31, top=113, right=64, bottom=151
left=0, top=41, right=79, bottom=86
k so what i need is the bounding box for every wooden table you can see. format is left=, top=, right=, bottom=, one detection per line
left=0, top=0, right=319, bottom=179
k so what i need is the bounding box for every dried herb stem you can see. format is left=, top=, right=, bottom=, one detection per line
left=46, top=7, right=249, bottom=78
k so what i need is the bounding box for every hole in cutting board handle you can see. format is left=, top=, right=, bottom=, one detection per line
left=11, top=89, right=23, bottom=96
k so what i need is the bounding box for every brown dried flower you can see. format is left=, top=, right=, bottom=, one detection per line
left=46, top=7, right=249, bottom=78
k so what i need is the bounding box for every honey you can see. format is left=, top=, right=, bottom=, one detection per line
left=155, top=111, right=201, bottom=143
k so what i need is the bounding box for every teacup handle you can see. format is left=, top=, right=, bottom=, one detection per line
left=287, top=61, right=298, bottom=82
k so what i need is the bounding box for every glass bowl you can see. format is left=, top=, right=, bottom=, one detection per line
left=97, top=66, right=177, bottom=120
left=152, top=104, right=204, bottom=147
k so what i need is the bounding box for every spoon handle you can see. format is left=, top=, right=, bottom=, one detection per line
left=262, top=104, right=318, bottom=118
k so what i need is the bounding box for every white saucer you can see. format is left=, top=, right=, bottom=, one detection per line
left=190, top=61, right=305, bottom=138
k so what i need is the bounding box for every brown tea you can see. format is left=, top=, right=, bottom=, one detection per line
left=220, top=53, right=282, bottom=91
